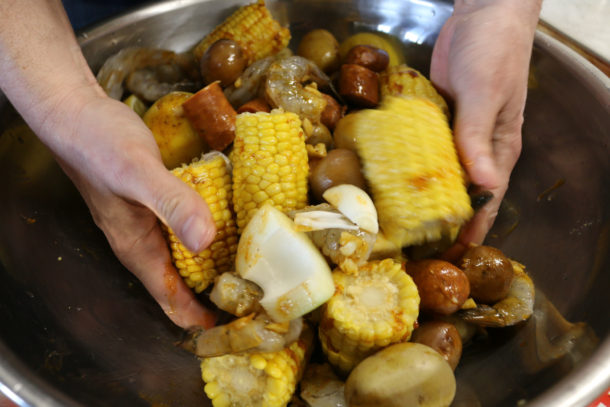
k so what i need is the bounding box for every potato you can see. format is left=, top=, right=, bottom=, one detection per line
left=460, top=245, right=514, bottom=304
left=345, top=342, right=456, bottom=407
left=200, top=39, right=246, bottom=87
left=406, top=259, right=470, bottom=315
left=143, top=91, right=206, bottom=169
left=309, top=148, right=366, bottom=202
left=411, top=321, right=462, bottom=370
left=297, top=29, right=340, bottom=73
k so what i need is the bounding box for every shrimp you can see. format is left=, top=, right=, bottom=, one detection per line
left=96, top=47, right=201, bottom=101
left=459, top=261, right=535, bottom=327
left=290, top=204, right=377, bottom=274
left=223, top=48, right=293, bottom=108
left=223, top=56, right=275, bottom=108
left=209, top=272, right=263, bottom=317
left=180, top=313, right=303, bottom=358
left=264, top=56, right=330, bottom=123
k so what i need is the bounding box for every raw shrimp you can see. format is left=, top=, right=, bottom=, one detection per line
left=264, top=56, right=330, bottom=123
left=224, top=56, right=275, bottom=108
left=96, top=47, right=201, bottom=101
left=209, top=272, right=263, bottom=317
left=459, top=261, right=535, bottom=327
left=290, top=204, right=377, bottom=274
left=180, top=313, right=303, bottom=358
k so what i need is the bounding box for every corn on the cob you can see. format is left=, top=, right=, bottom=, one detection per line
left=354, top=96, right=473, bottom=247
left=168, top=152, right=238, bottom=293
left=379, top=64, right=450, bottom=117
left=193, top=0, right=291, bottom=65
left=200, top=328, right=312, bottom=407
left=232, top=110, right=309, bottom=232
left=319, top=259, right=420, bottom=374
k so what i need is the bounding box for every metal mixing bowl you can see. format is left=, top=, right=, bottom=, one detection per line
left=1, top=0, right=609, bottom=406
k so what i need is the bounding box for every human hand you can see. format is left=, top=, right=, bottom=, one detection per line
left=49, top=89, right=218, bottom=329
left=0, top=0, right=218, bottom=330
left=431, top=0, right=541, bottom=246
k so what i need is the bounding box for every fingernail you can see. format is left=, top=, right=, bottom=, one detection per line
left=181, top=215, right=214, bottom=252
left=470, top=190, right=494, bottom=210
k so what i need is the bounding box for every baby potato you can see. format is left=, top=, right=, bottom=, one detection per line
left=309, top=148, right=366, bottom=202
left=297, top=29, right=340, bottom=73
left=200, top=39, right=246, bottom=87
left=411, top=321, right=463, bottom=370
left=345, top=342, right=456, bottom=407
left=406, top=259, right=470, bottom=315
left=333, top=113, right=360, bottom=152
left=143, top=91, right=206, bottom=169
left=460, top=245, right=514, bottom=304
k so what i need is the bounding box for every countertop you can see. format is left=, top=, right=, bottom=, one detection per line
left=540, top=0, right=610, bottom=66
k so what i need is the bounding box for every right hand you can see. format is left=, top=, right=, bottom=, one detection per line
left=49, top=88, right=218, bottom=329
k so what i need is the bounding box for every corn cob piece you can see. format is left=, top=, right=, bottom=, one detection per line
left=354, top=96, right=473, bottom=247
left=168, top=152, right=238, bottom=293
left=379, top=64, right=450, bottom=117
left=193, top=0, right=291, bottom=65
left=200, top=327, right=312, bottom=407
left=232, top=110, right=309, bottom=232
left=319, top=259, right=420, bottom=374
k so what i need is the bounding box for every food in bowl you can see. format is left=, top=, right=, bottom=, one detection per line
left=94, top=1, right=541, bottom=405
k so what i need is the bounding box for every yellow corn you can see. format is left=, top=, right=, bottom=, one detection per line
left=319, top=259, right=420, bottom=374
left=193, top=0, right=291, bottom=65
left=168, top=152, right=238, bottom=293
left=200, top=330, right=311, bottom=407
left=354, top=96, right=472, bottom=247
left=232, top=110, right=309, bottom=232
left=379, top=64, right=450, bottom=117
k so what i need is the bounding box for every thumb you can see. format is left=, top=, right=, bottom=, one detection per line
left=453, top=94, right=501, bottom=190
left=137, top=164, right=216, bottom=253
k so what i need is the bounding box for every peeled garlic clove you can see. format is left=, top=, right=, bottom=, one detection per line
left=293, top=210, right=358, bottom=232
left=236, top=204, right=335, bottom=322
left=323, top=184, right=379, bottom=233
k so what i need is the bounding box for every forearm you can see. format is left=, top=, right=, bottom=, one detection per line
left=0, top=0, right=104, bottom=149
left=454, top=0, right=542, bottom=28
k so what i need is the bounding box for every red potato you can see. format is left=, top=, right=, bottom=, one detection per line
left=460, top=245, right=514, bottom=304
left=406, top=259, right=471, bottom=315
left=411, top=321, right=463, bottom=370
left=344, top=45, right=390, bottom=72
left=339, top=64, right=379, bottom=108
left=182, top=82, right=236, bottom=151
left=200, top=39, right=246, bottom=87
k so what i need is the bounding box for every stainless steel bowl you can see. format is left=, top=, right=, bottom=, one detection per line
left=1, top=1, right=609, bottom=406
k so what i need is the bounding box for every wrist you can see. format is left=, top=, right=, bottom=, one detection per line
left=454, top=0, right=542, bottom=23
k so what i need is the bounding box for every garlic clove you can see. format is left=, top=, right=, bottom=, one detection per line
left=323, top=184, right=379, bottom=233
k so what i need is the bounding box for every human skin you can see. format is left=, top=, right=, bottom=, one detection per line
left=0, top=0, right=217, bottom=329
left=431, top=0, right=542, bottom=248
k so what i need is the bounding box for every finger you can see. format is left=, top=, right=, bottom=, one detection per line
left=453, top=93, right=502, bottom=190
left=120, top=219, right=217, bottom=329
left=130, top=161, right=217, bottom=253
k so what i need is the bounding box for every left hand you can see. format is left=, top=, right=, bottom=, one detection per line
left=430, top=0, right=541, bottom=246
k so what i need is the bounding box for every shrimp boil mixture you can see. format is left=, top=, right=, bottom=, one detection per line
left=96, top=1, right=538, bottom=406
